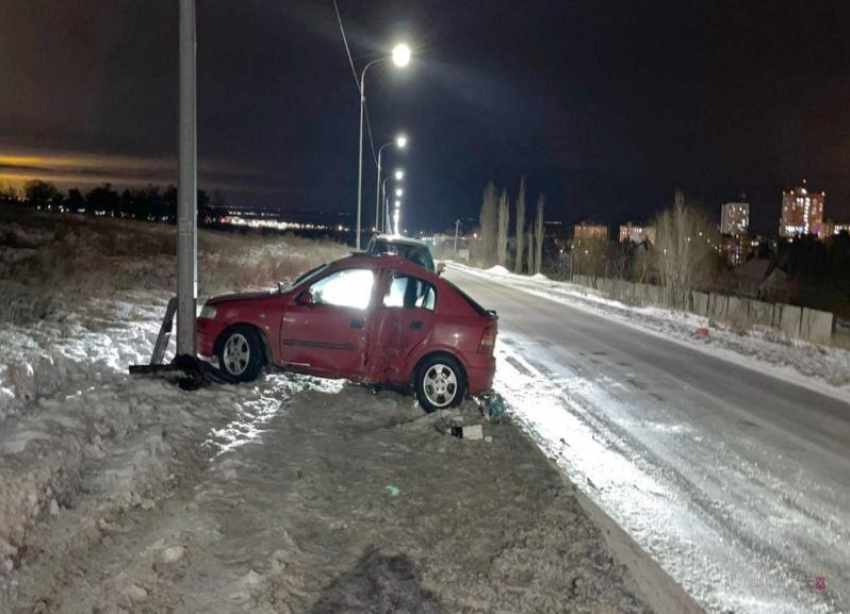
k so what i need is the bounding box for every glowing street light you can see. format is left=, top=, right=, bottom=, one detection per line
left=355, top=45, right=412, bottom=249
left=395, top=188, right=404, bottom=197
left=392, top=43, right=412, bottom=67
left=375, top=134, right=407, bottom=234
left=395, top=200, right=401, bottom=208
left=394, top=169, right=404, bottom=180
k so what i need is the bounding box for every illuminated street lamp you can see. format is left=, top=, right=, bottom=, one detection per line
left=395, top=188, right=404, bottom=197
left=392, top=43, right=412, bottom=67
left=355, top=44, right=412, bottom=249
left=375, top=134, right=407, bottom=234
left=381, top=168, right=405, bottom=232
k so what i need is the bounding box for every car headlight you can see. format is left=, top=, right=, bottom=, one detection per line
left=199, top=304, right=217, bottom=320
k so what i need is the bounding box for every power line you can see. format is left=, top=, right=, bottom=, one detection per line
left=332, top=0, right=359, bottom=92
left=332, top=0, right=377, bottom=165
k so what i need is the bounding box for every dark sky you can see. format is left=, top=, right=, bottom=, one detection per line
left=2, top=0, right=850, bottom=234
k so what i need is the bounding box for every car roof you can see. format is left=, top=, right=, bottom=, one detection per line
left=330, top=253, right=440, bottom=282
left=372, top=234, right=427, bottom=248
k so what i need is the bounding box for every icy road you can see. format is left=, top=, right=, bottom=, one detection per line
left=446, top=266, right=849, bottom=614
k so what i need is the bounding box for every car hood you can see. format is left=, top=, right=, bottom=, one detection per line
left=204, top=290, right=275, bottom=306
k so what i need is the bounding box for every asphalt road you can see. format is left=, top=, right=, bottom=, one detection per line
left=446, top=267, right=850, bottom=614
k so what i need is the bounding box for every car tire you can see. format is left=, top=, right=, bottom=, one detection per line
left=217, top=325, right=265, bottom=382
left=415, top=354, right=466, bottom=413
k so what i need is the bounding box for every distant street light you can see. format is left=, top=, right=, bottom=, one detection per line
left=394, top=169, right=404, bottom=180
left=381, top=171, right=404, bottom=234
left=355, top=45, right=411, bottom=249
left=395, top=188, right=404, bottom=197
left=395, top=200, right=401, bottom=208
left=375, top=134, right=407, bottom=234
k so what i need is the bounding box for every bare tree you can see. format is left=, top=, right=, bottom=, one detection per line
left=534, top=194, right=545, bottom=274
left=653, top=190, right=720, bottom=307
left=0, top=182, right=19, bottom=203
left=477, top=181, right=498, bottom=266
left=497, top=188, right=510, bottom=268
left=514, top=177, right=526, bottom=274
left=527, top=229, right=535, bottom=276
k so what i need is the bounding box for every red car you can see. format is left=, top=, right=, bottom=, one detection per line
left=196, top=254, right=497, bottom=412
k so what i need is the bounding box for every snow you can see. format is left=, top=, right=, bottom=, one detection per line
left=449, top=261, right=850, bottom=404
left=0, top=213, right=659, bottom=614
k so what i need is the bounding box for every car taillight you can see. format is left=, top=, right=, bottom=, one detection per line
left=478, top=325, right=496, bottom=354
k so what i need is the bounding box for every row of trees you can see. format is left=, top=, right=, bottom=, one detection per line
left=567, top=190, right=723, bottom=308
left=0, top=179, right=219, bottom=224
left=477, top=178, right=545, bottom=274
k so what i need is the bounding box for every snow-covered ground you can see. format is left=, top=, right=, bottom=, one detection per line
left=449, top=262, right=850, bottom=403
left=1, top=213, right=660, bottom=614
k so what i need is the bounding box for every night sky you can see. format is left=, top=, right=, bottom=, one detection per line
left=2, top=0, right=849, bottom=234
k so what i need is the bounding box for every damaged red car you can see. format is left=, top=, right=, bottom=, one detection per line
left=196, top=254, right=497, bottom=412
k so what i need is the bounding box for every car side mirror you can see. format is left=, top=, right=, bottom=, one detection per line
left=437, top=262, right=446, bottom=276
left=296, top=290, right=313, bottom=306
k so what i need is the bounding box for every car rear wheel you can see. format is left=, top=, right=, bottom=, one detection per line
left=217, top=325, right=264, bottom=382
left=415, top=354, right=466, bottom=413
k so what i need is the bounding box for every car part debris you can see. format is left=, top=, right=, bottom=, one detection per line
left=475, top=392, right=507, bottom=424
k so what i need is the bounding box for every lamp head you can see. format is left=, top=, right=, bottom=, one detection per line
left=392, top=44, right=411, bottom=68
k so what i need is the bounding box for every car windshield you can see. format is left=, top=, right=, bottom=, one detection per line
left=279, top=263, right=328, bottom=293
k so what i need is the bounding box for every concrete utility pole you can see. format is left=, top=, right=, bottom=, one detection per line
left=176, top=0, right=197, bottom=357
left=454, top=219, right=461, bottom=256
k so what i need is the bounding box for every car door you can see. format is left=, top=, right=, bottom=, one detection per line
left=279, top=267, right=376, bottom=379
left=372, top=271, right=438, bottom=383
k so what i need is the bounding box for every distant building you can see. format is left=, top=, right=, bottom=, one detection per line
left=818, top=219, right=850, bottom=239
left=573, top=223, right=607, bottom=241
left=779, top=183, right=824, bottom=238
left=618, top=222, right=656, bottom=244
left=720, top=234, right=760, bottom=267
left=720, top=201, right=749, bottom=236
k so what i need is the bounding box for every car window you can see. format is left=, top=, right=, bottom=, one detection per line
left=309, top=268, right=375, bottom=309
left=383, top=274, right=436, bottom=311
left=371, top=240, right=435, bottom=272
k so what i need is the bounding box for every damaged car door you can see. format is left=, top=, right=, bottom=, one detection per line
left=279, top=267, right=376, bottom=379
left=371, top=271, right=438, bottom=384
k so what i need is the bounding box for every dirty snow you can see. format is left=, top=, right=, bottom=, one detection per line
left=1, top=213, right=658, bottom=614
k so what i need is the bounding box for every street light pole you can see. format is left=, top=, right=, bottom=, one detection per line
left=454, top=219, right=461, bottom=256
left=381, top=175, right=392, bottom=233
left=375, top=141, right=387, bottom=234
left=354, top=44, right=410, bottom=249
left=355, top=62, right=373, bottom=250
left=176, top=0, right=197, bottom=357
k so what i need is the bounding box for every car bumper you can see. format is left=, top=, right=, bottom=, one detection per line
left=196, top=318, right=225, bottom=358
left=463, top=353, right=496, bottom=395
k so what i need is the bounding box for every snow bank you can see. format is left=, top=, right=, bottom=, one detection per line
left=0, top=211, right=347, bottom=589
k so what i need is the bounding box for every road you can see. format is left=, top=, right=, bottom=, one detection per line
left=446, top=266, right=850, bottom=614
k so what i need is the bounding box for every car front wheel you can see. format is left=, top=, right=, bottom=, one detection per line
left=217, top=325, right=264, bottom=382
left=415, top=354, right=466, bottom=413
